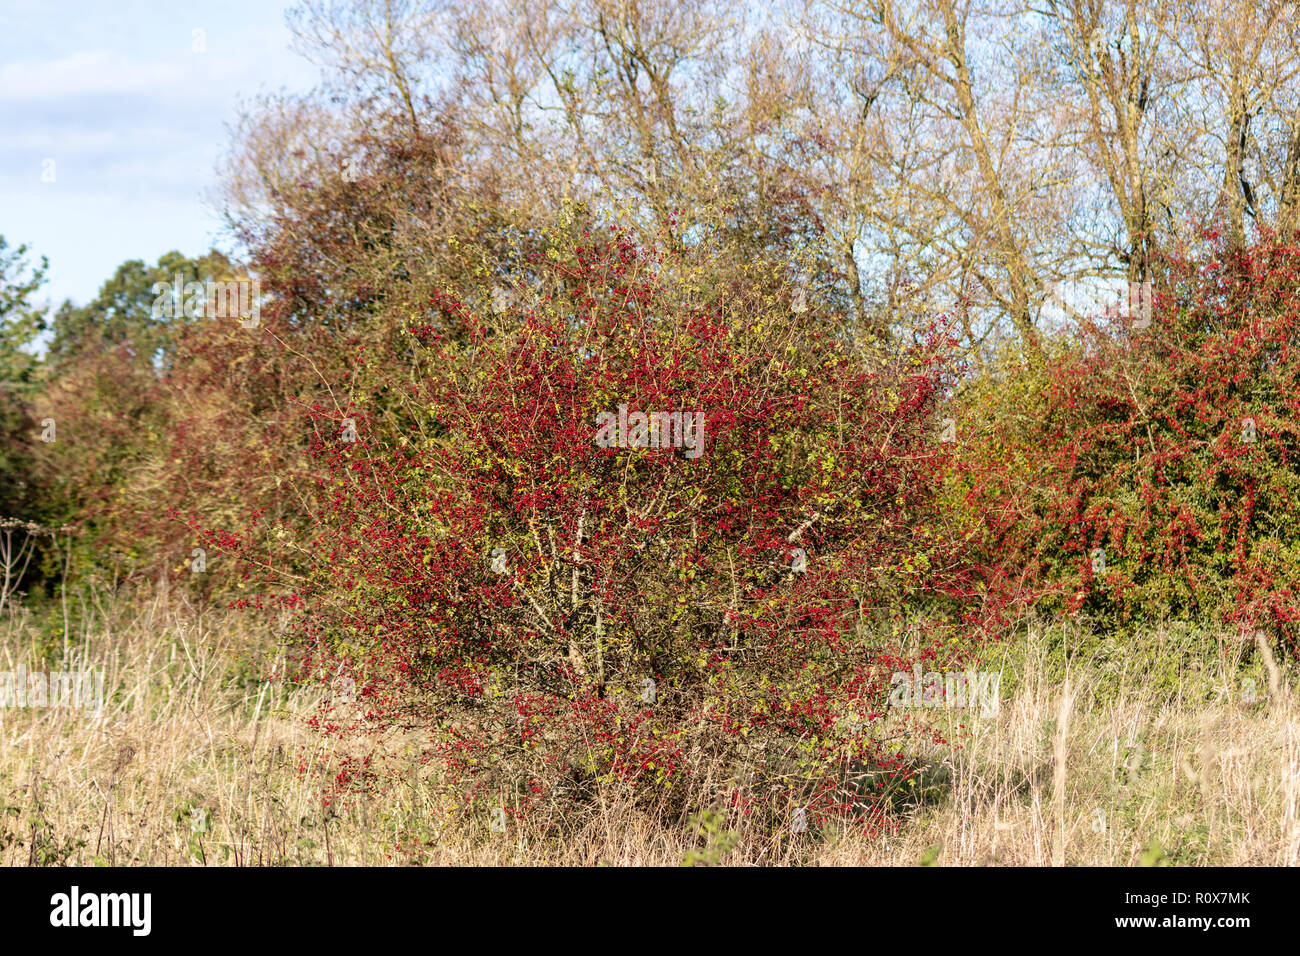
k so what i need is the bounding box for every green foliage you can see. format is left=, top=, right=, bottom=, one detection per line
left=45, top=248, right=236, bottom=370
left=987, top=621, right=1228, bottom=709
left=0, top=234, right=48, bottom=390
left=1138, top=837, right=1170, bottom=867
left=681, top=810, right=740, bottom=866
left=0, top=235, right=49, bottom=521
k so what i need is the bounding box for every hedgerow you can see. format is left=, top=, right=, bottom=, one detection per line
left=954, top=231, right=1300, bottom=657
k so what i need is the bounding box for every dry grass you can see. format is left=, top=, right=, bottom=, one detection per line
left=1, top=585, right=1296, bottom=866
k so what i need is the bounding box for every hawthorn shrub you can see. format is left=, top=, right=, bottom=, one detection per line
left=13, top=119, right=528, bottom=596
left=955, top=233, right=1300, bottom=657
left=30, top=111, right=859, bottom=603
left=211, top=221, right=1004, bottom=833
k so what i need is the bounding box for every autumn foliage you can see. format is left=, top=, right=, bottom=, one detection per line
left=185, top=219, right=1003, bottom=829
left=9, top=103, right=1300, bottom=841
left=955, top=232, right=1300, bottom=657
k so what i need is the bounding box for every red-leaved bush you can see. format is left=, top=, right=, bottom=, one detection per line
left=956, top=231, right=1300, bottom=656
left=208, top=224, right=1004, bottom=832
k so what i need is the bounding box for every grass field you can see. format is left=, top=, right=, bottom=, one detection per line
left=2, top=584, right=1294, bottom=867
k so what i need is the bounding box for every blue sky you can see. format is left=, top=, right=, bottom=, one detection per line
left=0, top=0, right=320, bottom=309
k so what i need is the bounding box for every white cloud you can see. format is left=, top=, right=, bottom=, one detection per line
left=0, top=50, right=189, bottom=101
left=0, top=0, right=319, bottom=307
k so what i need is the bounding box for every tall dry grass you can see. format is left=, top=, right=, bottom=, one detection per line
left=1, top=584, right=1295, bottom=865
